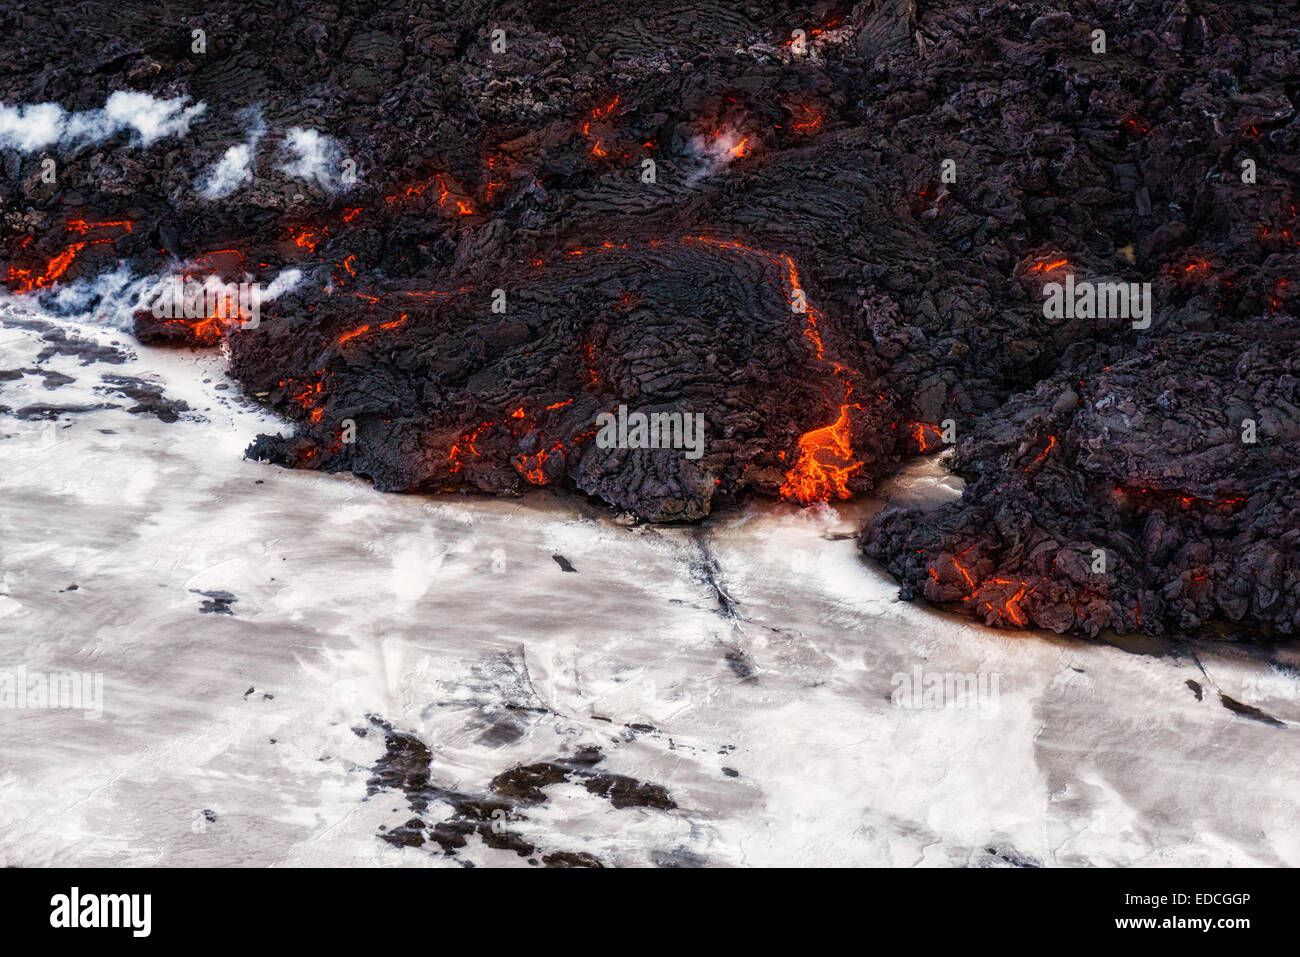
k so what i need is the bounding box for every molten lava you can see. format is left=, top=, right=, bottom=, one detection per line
left=5, top=242, right=88, bottom=292
left=789, top=106, right=823, bottom=135
left=912, top=422, right=943, bottom=451
left=5, top=218, right=134, bottom=293
left=1023, top=435, right=1057, bottom=471
left=1028, top=258, right=1069, bottom=273
left=449, top=399, right=590, bottom=487
left=289, top=226, right=323, bottom=252
left=779, top=401, right=863, bottom=504
left=681, top=234, right=866, bottom=503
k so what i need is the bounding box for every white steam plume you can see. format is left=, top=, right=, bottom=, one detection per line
left=0, top=91, right=206, bottom=152
left=276, top=127, right=354, bottom=194
left=196, top=107, right=266, bottom=200
left=38, top=262, right=304, bottom=332
left=685, top=126, right=751, bottom=184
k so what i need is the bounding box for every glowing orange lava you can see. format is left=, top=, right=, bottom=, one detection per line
left=1028, top=259, right=1069, bottom=273
left=5, top=218, right=134, bottom=293
left=912, top=422, right=943, bottom=451
left=289, top=226, right=323, bottom=252
left=1023, top=435, right=1057, bottom=471
left=449, top=400, right=589, bottom=486
left=779, top=400, right=863, bottom=504
left=5, top=241, right=87, bottom=292
left=790, top=106, right=823, bottom=135
left=681, top=234, right=864, bottom=502
left=67, top=219, right=133, bottom=235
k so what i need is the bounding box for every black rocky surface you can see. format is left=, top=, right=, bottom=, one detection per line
left=363, top=715, right=675, bottom=864
left=2, top=0, right=1297, bottom=637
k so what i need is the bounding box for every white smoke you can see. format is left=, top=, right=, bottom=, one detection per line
left=35, top=262, right=304, bottom=332
left=196, top=107, right=266, bottom=200
left=276, top=127, right=354, bottom=193
left=0, top=102, right=65, bottom=151
left=685, top=126, right=751, bottom=184
left=252, top=267, right=303, bottom=306
left=0, top=92, right=206, bottom=152
left=197, top=144, right=255, bottom=199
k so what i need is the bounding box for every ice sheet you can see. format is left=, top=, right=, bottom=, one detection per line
left=1, top=302, right=1296, bottom=867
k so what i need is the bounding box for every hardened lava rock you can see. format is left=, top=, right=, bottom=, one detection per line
left=2, top=0, right=1298, bottom=635
left=232, top=239, right=891, bottom=521
left=865, top=328, right=1300, bottom=638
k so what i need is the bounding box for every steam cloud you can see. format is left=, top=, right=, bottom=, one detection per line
left=34, top=263, right=304, bottom=332
left=196, top=107, right=266, bottom=200
left=0, top=92, right=206, bottom=152
left=276, top=127, right=354, bottom=194
left=685, top=127, right=750, bottom=183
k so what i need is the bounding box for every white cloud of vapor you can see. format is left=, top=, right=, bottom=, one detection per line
left=276, top=127, right=355, bottom=194
left=0, top=91, right=206, bottom=152
left=196, top=106, right=266, bottom=200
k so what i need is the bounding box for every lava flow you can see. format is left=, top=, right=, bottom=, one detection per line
left=450, top=399, right=585, bottom=487
left=779, top=397, right=864, bottom=503
left=4, top=219, right=133, bottom=293
left=683, top=236, right=865, bottom=504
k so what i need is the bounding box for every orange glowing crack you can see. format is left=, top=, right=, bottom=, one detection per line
left=66, top=219, right=133, bottom=235
left=289, top=226, right=323, bottom=252
left=7, top=216, right=136, bottom=292
left=680, top=234, right=865, bottom=503
left=582, top=98, right=620, bottom=159
left=1029, top=259, right=1068, bottom=273
left=950, top=554, right=977, bottom=591
left=29, top=242, right=82, bottom=287
left=336, top=310, right=411, bottom=344
left=516, top=448, right=552, bottom=484
left=450, top=401, right=586, bottom=484
left=790, top=107, right=823, bottom=134
left=3, top=238, right=115, bottom=292
left=1000, top=585, right=1030, bottom=625
left=974, top=577, right=1034, bottom=625
left=1023, top=435, right=1057, bottom=472
left=1115, top=486, right=1246, bottom=511
left=281, top=376, right=325, bottom=416
left=194, top=248, right=245, bottom=269
left=913, top=422, right=943, bottom=451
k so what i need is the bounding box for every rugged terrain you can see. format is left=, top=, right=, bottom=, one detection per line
left=2, top=0, right=1297, bottom=638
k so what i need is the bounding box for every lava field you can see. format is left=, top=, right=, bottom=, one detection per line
left=2, top=0, right=1298, bottom=641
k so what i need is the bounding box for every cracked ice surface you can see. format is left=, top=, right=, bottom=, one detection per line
left=0, top=303, right=1297, bottom=867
